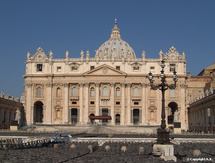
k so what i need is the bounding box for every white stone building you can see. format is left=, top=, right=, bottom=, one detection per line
left=23, top=21, right=188, bottom=130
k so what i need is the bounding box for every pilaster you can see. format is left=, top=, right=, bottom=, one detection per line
left=46, top=83, right=53, bottom=124
left=64, top=83, right=69, bottom=124
left=25, top=84, right=32, bottom=125
left=95, top=83, right=100, bottom=116
left=110, top=83, right=115, bottom=125
left=84, top=83, right=89, bottom=123
left=127, top=83, right=131, bottom=125
left=79, top=83, right=84, bottom=123
left=121, top=83, right=125, bottom=125
left=141, top=83, right=147, bottom=125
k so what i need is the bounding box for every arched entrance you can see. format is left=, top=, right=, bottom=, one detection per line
left=168, top=102, right=178, bottom=124
left=115, top=114, right=120, bottom=125
left=34, top=101, right=43, bottom=123
left=71, top=108, right=78, bottom=124
left=133, top=109, right=139, bottom=124
left=90, top=113, right=95, bottom=123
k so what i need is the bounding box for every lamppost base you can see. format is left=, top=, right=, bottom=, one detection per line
left=157, top=128, right=170, bottom=144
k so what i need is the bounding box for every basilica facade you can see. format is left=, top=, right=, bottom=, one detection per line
left=23, top=21, right=188, bottom=130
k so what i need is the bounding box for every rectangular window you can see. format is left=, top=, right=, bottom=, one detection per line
left=134, top=102, right=139, bottom=105
left=116, top=101, right=120, bottom=105
left=57, top=67, right=61, bottom=72
left=150, top=66, right=155, bottom=70
left=133, top=67, right=139, bottom=70
left=71, top=67, right=78, bottom=71
left=170, top=89, right=175, bottom=97
left=37, top=64, right=43, bottom=72
left=170, top=64, right=175, bottom=72
left=90, top=66, right=95, bottom=70
left=90, top=101, right=94, bottom=105
left=72, top=102, right=77, bottom=104
left=116, top=66, right=120, bottom=70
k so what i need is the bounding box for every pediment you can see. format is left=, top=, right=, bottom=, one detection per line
left=83, top=64, right=127, bottom=76
left=30, top=47, right=49, bottom=62
left=163, top=46, right=185, bottom=61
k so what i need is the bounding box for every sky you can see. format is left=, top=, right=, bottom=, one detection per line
left=0, top=0, right=215, bottom=98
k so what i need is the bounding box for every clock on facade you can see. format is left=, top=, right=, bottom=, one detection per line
left=170, top=53, right=176, bottom=59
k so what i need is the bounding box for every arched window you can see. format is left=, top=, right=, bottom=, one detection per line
left=134, top=87, right=138, bottom=97
left=103, top=87, right=108, bottom=96
left=90, top=87, right=95, bottom=97
left=72, top=87, right=77, bottom=96
left=56, top=87, right=61, bottom=97
left=37, top=87, right=42, bottom=97
left=116, top=87, right=120, bottom=97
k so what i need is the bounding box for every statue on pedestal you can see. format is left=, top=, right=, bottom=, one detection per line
left=174, top=110, right=180, bottom=122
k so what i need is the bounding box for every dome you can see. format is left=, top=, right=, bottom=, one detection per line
left=95, top=20, right=136, bottom=59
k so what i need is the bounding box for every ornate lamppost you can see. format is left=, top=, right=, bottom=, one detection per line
left=148, top=59, right=178, bottom=144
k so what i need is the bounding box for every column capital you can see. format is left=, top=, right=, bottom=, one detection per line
left=79, top=83, right=84, bottom=87
left=141, top=83, right=148, bottom=88
left=121, top=83, right=126, bottom=87
left=127, top=83, right=131, bottom=87
left=95, top=83, right=100, bottom=87
left=85, top=83, right=90, bottom=87
left=25, top=83, right=33, bottom=88
left=63, top=83, right=69, bottom=88
left=46, top=83, right=53, bottom=87
left=110, top=83, right=115, bottom=87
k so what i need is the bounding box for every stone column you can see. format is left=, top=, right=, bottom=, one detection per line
left=79, top=83, right=84, bottom=124
left=84, top=83, right=89, bottom=123
left=121, top=83, right=125, bottom=125
left=26, top=84, right=32, bottom=125
left=180, top=84, right=187, bottom=130
left=127, top=83, right=131, bottom=125
left=95, top=83, right=100, bottom=116
left=64, top=83, right=69, bottom=124
left=46, top=83, right=53, bottom=124
left=110, top=83, right=115, bottom=125
left=141, top=83, right=146, bottom=125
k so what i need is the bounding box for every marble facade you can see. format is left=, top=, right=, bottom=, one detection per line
left=23, top=21, right=188, bottom=130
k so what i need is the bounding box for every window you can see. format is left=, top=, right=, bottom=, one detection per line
left=90, top=87, right=95, bottom=97
left=133, top=67, right=139, bottom=70
left=150, top=66, right=155, bottom=70
left=90, top=66, right=95, bottom=70
left=72, top=87, right=77, bottom=96
left=57, top=67, right=61, bottom=72
left=134, top=102, right=139, bottom=105
left=116, top=66, right=120, bottom=70
left=116, top=101, right=120, bottom=105
left=90, top=101, right=94, bottom=105
left=170, top=89, right=175, bottom=97
left=37, top=64, right=43, bottom=72
left=37, top=87, right=42, bottom=97
left=71, top=67, right=78, bottom=71
left=103, top=87, right=108, bottom=96
left=170, top=64, right=175, bottom=72
left=72, top=101, right=77, bottom=104
left=134, top=87, right=138, bottom=97
left=116, top=87, right=120, bottom=97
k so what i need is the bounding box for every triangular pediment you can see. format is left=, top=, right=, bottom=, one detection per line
left=83, top=64, right=127, bottom=76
